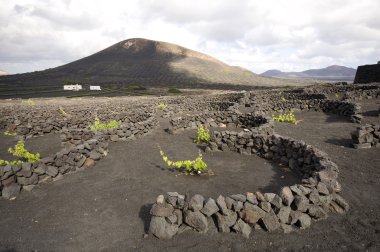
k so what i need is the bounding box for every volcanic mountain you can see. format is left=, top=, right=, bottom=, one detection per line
left=261, top=65, right=356, bottom=81
left=0, top=38, right=309, bottom=88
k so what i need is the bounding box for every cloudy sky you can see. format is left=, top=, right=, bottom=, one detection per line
left=1, top=0, right=379, bottom=74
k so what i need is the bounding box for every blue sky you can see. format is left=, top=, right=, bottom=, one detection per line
left=1, top=0, right=379, bottom=74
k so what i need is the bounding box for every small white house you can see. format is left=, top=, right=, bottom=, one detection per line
left=90, top=85, right=101, bottom=91
left=63, top=84, right=82, bottom=91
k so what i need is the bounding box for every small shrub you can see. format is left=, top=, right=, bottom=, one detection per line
left=168, top=87, right=181, bottom=94
left=195, top=126, right=210, bottom=144
left=272, top=112, right=302, bottom=125
left=159, top=148, right=207, bottom=174
left=7, top=140, right=40, bottom=164
left=157, top=103, right=168, bottom=110
left=21, top=99, right=35, bottom=106
left=3, top=130, right=17, bottom=136
left=89, top=117, right=119, bottom=131
left=59, top=106, right=68, bottom=117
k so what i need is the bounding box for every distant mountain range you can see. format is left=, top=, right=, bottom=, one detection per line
left=261, top=65, right=356, bottom=81
left=0, top=38, right=314, bottom=89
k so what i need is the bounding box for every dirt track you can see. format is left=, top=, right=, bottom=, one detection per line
left=0, top=98, right=379, bottom=252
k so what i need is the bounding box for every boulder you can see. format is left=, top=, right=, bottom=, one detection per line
left=150, top=203, right=174, bottom=217
left=149, top=216, right=178, bottom=239
left=2, top=183, right=20, bottom=200
left=232, top=219, right=252, bottom=239
left=189, top=194, right=204, bottom=211
left=201, top=198, right=219, bottom=217
left=280, top=187, right=294, bottom=206
left=184, top=210, right=208, bottom=233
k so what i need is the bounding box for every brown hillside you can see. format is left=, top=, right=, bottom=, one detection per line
left=0, top=38, right=312, bottom=88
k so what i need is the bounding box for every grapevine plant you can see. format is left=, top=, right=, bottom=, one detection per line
left=159, top=148, right=207, bottom=174
left=0, top=140, right=40, bottom=165
left=89, top=117, right=119, bottom=131
left=272, top=111, right=302, bottom=125
left=194, top=126, right=210, bottom=144
left=157, top=103, right=168, bottom=110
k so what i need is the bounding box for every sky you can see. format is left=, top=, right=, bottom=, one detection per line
left=0, top=0, right=379, bottom=74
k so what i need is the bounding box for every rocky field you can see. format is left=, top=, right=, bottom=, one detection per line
left=0, top=83, right=379, bottom=252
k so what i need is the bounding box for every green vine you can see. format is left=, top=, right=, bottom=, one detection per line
left=89, top=117, right=119, bottom=131
left=272, top=111, right=302, bottom=125
left=159, top=148, right=207, bottom=174
left=3, top=130, right=17, bottom=136
left=0, top=140, right=40, bottom=165
left=194, top=126, right=210, bottom=144
left=157, top=103, right=168, bottom=110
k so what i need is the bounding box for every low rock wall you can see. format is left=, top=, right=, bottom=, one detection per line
left=148, top=131, right=347, bottom=239
left=351, top=124, right=380, bottom=149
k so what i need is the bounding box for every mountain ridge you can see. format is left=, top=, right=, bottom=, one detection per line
left=261, top=65, right=356, bottom=80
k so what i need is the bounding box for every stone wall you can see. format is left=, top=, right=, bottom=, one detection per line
left=245, top=92, right=362, bottom=123
left=168, top=112, right=273, bottom=135
left=148, top=130, right=348, bottom=239
left=0, top=111, right=158, bottom=200
left=354, top=63, right=380, bottom=84
left=351, top=124, right=380, bottom=149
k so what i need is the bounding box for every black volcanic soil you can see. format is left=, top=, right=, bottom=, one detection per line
left=0, top=99, right=379, bottom=252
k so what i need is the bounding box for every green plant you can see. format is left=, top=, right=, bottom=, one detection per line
left=3, top=140, right=41, bottom=164
left=272, top=111, right=302, bottom=125
left=59, top=106, right=68, bottom=117
left=168, top=87, right=181, bottom=94
left=89, top=117, right=119, bottom=131
left=194, top=126, right=210, bottom=144
left=3, top=130, right=17, bottom=136
left=157, top=103, right=168, bottom=110
left=159, top=148, right=207, bottom=174
left=21, top=99, right=35, bottom=106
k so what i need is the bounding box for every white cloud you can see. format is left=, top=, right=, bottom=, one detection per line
left=0, top=0, right=379, bottom=74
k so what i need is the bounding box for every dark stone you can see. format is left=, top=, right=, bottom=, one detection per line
left=46, top=166, right=59, bottom=177
left=2, top=183, right=20, bottom=200
left=296, top=213, right=311, bottom=229
left=150, top=203, right=174, bottom=217
left=184, top=210, right=208, bottom=233
left=260, top=210, right=280, bottom=232
left=215, top=210, right=237, bottom=232
left=17, top=173, right=38, bottom=185
left=201, top=198, right=219, bottom=217
left=280, top=186, right=294, bottom=206
left=189, top=194, right=204, bottom=211
left=216, top=195, right=229, bottom=215
left=277, top=206, right=291, bottom=224
left=232, top=219, right=252, bottom=238
left=149, top=216, right=178, bottom=239
left=294, top=195, right=309, bottom=212
left=241, top=203, right=266, bottom=224
left=230, top=194, right=247, bottom=202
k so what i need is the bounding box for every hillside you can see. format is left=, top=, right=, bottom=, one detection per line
left=0, top=38, right=311, bottom=89
left=261, top=65, right=356, bottom=81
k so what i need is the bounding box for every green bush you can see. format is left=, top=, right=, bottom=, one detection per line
left=272, top=111, right=302, bottom=125
left=157, top=103, right=168, bottom=110
left=159, top=148, right=207, bottom=174
left=3, top=130, right=17, bottom=136
left=89, top=117, right=119, bottom=131
left=195, top=126, right=210, bottom=144
left=0, top=140, right=40, bottom=165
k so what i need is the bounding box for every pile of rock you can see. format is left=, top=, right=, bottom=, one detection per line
left=351, top=124, right=380, bottom=149
left=168, top=112, right=272, bottom=134
left=0, top=136, right=108, bottom=200
left=149, top=186, right=348, bottom=239
left=148, top=125, right=348, bottom=239
left=245, top=91, right=362, bottom=123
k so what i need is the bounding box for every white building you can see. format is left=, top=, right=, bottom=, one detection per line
left=63, top=84, right=82, bottom=91
left=90, top=85, right=101, bottom=91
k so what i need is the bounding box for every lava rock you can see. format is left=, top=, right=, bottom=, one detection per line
left=184, top=210, right=208, bottom=233
left=149, top=216, right=178, bottom=239
left=232, top=218, right=252, bottom=239
left=280, top=186, right=294, bottom=206
left=201, top=198, right=219, bottom=217
left=189, top=194, right=204, bottom=211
